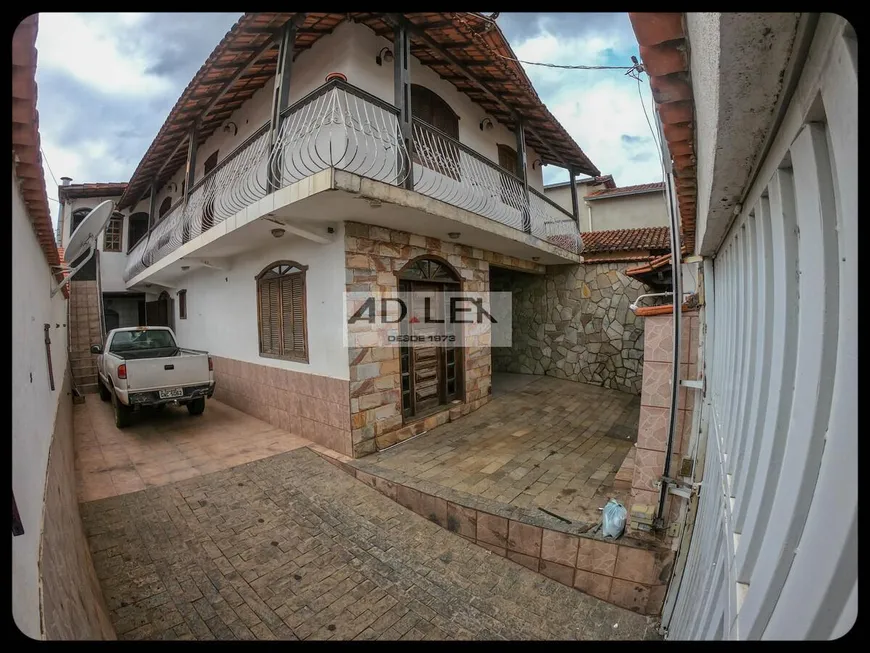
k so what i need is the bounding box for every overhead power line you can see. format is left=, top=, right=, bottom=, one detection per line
left=459, top=12, right=637, bottom=71
left=40, top=146, right=60, bottom=188
left=492, top=53, right=634, bottom=70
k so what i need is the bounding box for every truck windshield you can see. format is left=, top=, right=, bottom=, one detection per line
left=109, top=330, right=177, bottom=353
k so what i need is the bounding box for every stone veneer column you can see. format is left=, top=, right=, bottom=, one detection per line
left=628, top=310, right=700, bottom=545
left=345, top=222, right=544, bottom=458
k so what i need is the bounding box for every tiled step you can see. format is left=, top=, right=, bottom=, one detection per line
left=310, top=448, right=674, bottom=617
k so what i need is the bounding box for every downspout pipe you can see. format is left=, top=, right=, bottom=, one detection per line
left=657, top=144, right=682, bottom=524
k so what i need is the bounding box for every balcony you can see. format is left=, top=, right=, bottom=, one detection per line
left=124, top=80, right=583, bottom=283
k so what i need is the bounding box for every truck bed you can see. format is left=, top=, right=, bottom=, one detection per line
left=112, top=348, right=211, bottom=393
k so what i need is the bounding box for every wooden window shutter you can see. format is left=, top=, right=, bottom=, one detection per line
left=259, top=279, right=281, bottom=355
left=290, top=274, right=306, bottom=356
left=256, top=261, right=309, bottom=362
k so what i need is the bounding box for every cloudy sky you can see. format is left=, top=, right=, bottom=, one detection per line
left=34, top=12, right=660, bottom=230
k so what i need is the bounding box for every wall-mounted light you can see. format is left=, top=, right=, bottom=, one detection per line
left=531, top=158, right=543, bottom=170
left=167, top=182, right=178, bottom=193
left=479, top=117, right=494, bottom=131
left=271, top=228, right=285, bottom=238
left=376, top=47, right=394, bottom=66
left=368, top=199, right=382, bottom=209
left=223, top=121, right=238, bottom=136
left=181, top=265, right=190, bottom=271
left=447, top=232, right=461, bottom=239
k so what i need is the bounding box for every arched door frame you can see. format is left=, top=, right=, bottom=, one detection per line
left=394, top=255, right=464, bottom=420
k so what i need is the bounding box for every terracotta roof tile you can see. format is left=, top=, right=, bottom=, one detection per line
left=585, top=181, right=665, bottom=200
left=634, top=302, right=692, bottom=317
left=120, top=12, right=599, bottom=208
left=544, top=174, right=617, bottom=191
left=12, top=16, right=67, bottom=297
left=59, top=182, right=127, bottom=200
left=628, top=13, right=697, bottom=253
left=581, top=226, right=670, bottom=254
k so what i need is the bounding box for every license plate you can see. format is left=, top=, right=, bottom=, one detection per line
left=159, top=387, right=184, bottom=399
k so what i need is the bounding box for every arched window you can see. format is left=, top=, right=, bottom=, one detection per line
left=201, top=151, right=219, bottom=234
left=71, top=207, right=92, bottom=234
left=256, top=261, right=308, bottom=362
left=497, top=144, right=518, bottom=175
left=411, top=85, right=458, bottom=139
left=203, top=151, right=219, bottom=176
left=127, top=212, right=149, bottom=252
left=103, top=212, right=124, bottom=252
left=158, top=197, right=172, bottom=220
left=411, top=85, right=461, bottom=180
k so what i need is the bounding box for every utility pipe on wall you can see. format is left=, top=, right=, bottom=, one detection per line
left=657, top=153, right=683, bottom=525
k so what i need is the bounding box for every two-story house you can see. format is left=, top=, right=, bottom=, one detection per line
left=64, top=12, right=602, bottom=458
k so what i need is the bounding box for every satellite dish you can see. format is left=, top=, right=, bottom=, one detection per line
left=51, top=200, right=115, bottom=297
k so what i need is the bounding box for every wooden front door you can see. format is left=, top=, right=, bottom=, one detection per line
left=145, top=294, right=172, bottom=328
left=408, top=283, right=444, bottom=416
left=397, top=258, right=463, bottom=421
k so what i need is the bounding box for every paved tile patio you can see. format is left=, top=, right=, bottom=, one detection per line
left=73, top=396, right=345, bottom=502
left=81, top=447, right=658, bottom=640
left=353, top=375, right=639, bottom=527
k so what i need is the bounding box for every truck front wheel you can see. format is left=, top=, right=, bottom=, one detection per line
left=98, top=379, right=111, bottom=402
left=187, top=398, right=206, bottom=416
left=112, top=392, right=133, bottom=428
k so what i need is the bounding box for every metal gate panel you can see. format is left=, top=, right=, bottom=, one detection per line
left=663, top=16, right=856, bottom=640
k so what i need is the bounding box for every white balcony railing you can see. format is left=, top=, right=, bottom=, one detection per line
left=124, top=80, right=581, bottom=282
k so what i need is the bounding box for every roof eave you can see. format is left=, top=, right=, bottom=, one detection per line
left=586, top=187, right=666, bottom=201
left=628, top=12, right=697, bottom=253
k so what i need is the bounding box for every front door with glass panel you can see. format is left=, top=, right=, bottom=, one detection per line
left=398, top=258, right=461, bottom=420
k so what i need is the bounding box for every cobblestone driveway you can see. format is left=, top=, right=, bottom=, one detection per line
left=82, top=448, right=658, bottom=640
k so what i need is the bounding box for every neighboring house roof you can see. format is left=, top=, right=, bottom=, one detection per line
left=119, top=12, right=599, bottom=209
left=585, top=181, right=665, bottom=201
left=628, top=13, right=697, bottom=252
left=57, top=247, right=69, bottom=278
left=581, top=226, right=670, bottom=254
left=12, top=15, right=67, bottom=297
left=59, top=182, right=128, bottom=201
left=544, top=174, right=617, bottom=190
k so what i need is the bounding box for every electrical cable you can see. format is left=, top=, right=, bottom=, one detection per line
left=493, top=54, right=635, bottom=71
left=458, top=13, right=636, bottom=71
left=40, top=146, right=60, bottom=188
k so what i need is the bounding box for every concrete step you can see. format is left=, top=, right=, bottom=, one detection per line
left=77, top=383, right=100, bottom=394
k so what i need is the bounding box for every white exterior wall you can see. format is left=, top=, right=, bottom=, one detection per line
left=586, top=192, right=669, bottom=231
left=155, top=21, right=547, bottom=202
left=60, top=194, right=128, bottom=292
left=172, top=223, right=349, bottom=380
left=12, top=172, right=69, bottom=639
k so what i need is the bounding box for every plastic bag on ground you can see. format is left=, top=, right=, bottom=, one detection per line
left=601, top=499, right=627, bottom=539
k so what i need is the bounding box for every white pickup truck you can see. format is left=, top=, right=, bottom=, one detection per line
left=91, top=326, right=215, bottom=428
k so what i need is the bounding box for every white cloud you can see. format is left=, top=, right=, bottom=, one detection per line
left=513, top=20, right=663, bottom=187
left=36, top=13, right=170, bottom=97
